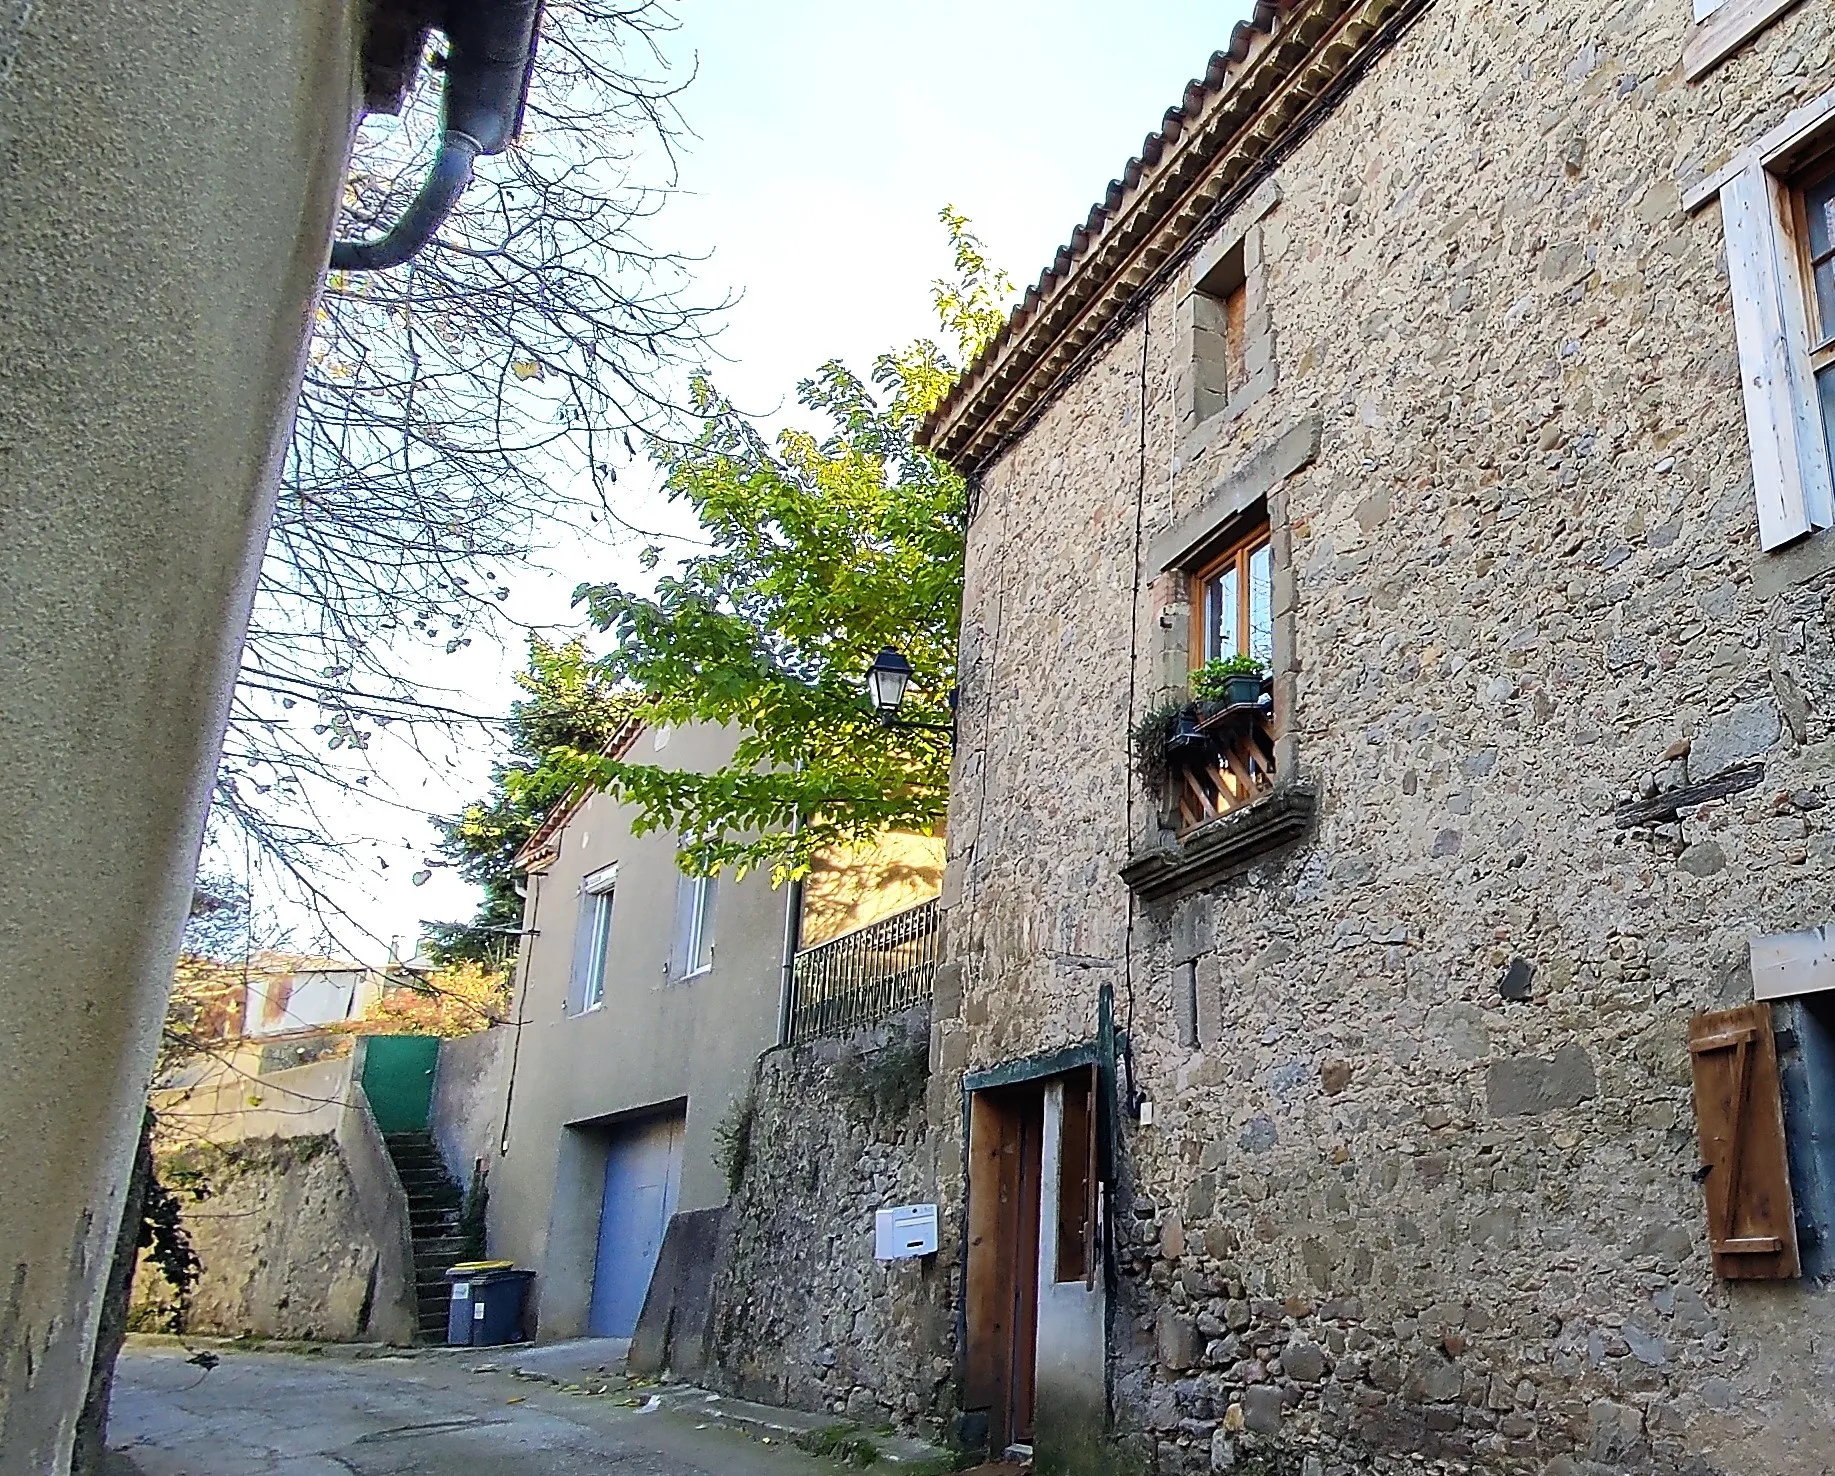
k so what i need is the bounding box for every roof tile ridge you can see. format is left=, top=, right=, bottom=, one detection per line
left=922, top=0, right=1300, bottom=449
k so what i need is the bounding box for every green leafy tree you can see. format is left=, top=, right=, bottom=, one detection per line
left=427, top=636, right=637, bottom=963
left=549, top=209, right=1011, bottom=878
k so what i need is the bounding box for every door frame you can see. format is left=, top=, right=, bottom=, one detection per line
left=960, top=1041, right=1111, bottom=1457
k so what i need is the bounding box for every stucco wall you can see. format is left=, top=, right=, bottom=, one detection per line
left=0, top=0, right=361, bottom=1465
left=706, top=1007, right=955, bottom=1436
left=490, top=723, right=793, bottom=1338
left=935, top=0, right=1835, bottom=1473
left=802, top=831, right=948, bottom=947
left=153, top=1056, right=352, bottom=1145
left=132, top=1124, right=414, bottom=1345
left=431, top=1026, right=513, bottom=1190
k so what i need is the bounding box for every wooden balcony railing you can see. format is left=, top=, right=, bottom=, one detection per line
left=1170, top=699, right=1276, bottom=833
left=788, top=897, right=940, bottom=1043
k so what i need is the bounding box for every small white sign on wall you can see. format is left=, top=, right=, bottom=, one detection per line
left=874, top=1203, right=939, bottom=1260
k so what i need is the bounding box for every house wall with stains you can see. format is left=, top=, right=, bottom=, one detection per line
left=932, top=0, right=1835, bottom=1471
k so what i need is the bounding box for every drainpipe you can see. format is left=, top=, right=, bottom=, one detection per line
left=497, top=868, right=541, bottom=1156
left=332, top=0, right=544, bottom=272
left=776, top=813, right=804, bottom=1047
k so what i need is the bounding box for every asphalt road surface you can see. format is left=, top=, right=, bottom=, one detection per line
left=108, top=1345, right=856, bottom=1476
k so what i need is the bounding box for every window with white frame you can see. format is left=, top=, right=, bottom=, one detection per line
left=1689, top=90, right=1835, bottom=550
left=568, top=864, right=617, bottom=1013
left=671, top=873, right=717, bottom=979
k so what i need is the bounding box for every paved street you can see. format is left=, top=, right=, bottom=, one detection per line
left=109, top=1346, right=874, bottom=1476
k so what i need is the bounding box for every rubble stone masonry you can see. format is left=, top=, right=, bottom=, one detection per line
left=932, top=0, right=1835, bottom=1471
left=707, top=1008, right=956, bottom=1437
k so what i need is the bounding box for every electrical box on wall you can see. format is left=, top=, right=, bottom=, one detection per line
left=874, top=1203, right=939, bottom=1260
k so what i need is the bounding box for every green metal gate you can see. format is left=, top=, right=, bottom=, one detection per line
left=359, top=1035, right=440, bottom=1133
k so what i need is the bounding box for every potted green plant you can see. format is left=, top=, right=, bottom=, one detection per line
left=1191, top=653, right=1267, bottom=710
left=1131, top=697, right=1204, bottom=794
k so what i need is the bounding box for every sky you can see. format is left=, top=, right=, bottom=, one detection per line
left=284, top=0, right=1254, bottom=961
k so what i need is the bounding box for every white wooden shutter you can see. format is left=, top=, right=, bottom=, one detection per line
left=1720, top=164, right=1833, bottom=548
left=567, top=890, right=597, bottom=1008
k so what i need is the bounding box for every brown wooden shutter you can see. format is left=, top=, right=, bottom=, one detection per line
left=1688, top=1004, right=1800, bottom=1279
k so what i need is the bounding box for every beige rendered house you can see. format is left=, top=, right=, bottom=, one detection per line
left=490, top=719, right=942, bottom=1352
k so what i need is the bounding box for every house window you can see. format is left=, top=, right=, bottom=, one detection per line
left=569, top=863, right=618, bottom=1014
left=1160, top=514, right=1278, bottom=835
left=1683, top=0, right=1807, bottom=81
left=1801, top=159, right=1835, bottom=463
left=1694, top=97, right=1835, bottom=548
left=1174, top=180, right=1279, bottom=456
left=671, top=873, right=717, bottom=978
left=1189, top=520, right=1274, bottom=668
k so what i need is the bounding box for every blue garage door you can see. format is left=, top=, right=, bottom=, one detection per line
left=587, top=1112, right=684, bottom=1338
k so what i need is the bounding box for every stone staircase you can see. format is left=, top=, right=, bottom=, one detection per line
left=382, top=1131, right=466, bottom=1342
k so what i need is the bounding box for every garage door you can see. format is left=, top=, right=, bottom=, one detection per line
left=587, top=1112, right=684, bottom=1338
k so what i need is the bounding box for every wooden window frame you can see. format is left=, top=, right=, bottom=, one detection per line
left=1790, top=150, right=1835, bottom=397
left=1683, top=0, right=1808, bottom=82
left=1186, top=521, right=1273, bottom=672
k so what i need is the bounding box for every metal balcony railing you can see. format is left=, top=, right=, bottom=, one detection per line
left=788, top=897, right=940, bottom=1043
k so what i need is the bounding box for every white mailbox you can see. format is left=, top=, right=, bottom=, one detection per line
left=874, top=1202, right=939, bottom=1260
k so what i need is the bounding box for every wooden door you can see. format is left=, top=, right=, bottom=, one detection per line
left=965, top=1084, right=1044, bottom=1451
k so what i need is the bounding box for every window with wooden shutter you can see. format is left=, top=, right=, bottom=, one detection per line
left=1688, top=1004, right=1801, bottom=1279
left=1719, top=165, right=1833, bottom=549
left=1688, top=92, right=1835, bottom=547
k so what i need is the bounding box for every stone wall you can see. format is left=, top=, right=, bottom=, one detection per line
left=934, top=0, right=1835, bottom=1472
left=132, top=1133, right=408, bottom=1343
left=706, top=1007, right=956, bottom=1438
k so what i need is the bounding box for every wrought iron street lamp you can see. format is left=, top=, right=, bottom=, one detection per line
left=863, top=647, right=955, bottom=745
left=864, top=647, right=914, bottom=719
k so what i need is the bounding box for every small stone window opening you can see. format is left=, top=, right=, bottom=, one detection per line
left=1192, top=242, right=1249, bottom=423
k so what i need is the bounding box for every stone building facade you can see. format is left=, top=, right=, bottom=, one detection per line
left=704, top=1006, right=956, bottom=1434
left=916, top=0, right=1835, bottom=1472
